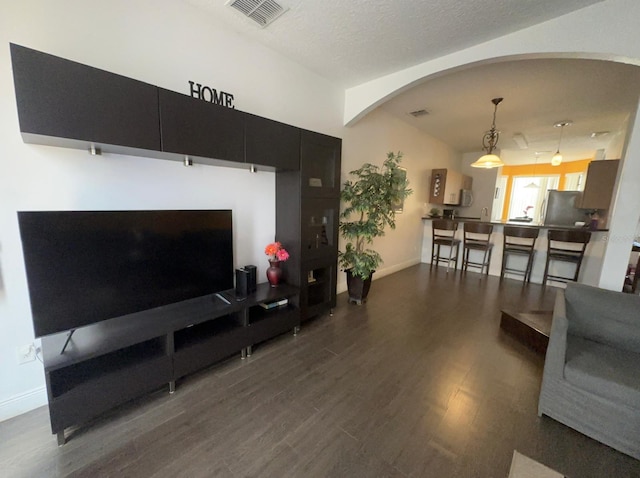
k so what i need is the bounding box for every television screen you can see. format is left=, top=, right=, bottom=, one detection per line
left=18, top=210, right=234, bottom=337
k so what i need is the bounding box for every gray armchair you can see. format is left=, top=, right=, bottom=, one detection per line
left=538, top=282, right=640, bottom=460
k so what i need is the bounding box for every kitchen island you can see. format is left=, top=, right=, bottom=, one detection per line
left=421, top=218, right=608, bottom=286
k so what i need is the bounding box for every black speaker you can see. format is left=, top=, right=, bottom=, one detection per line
left=243, top=265, right=257, bottom=292
left=235, top=268, right=249, bottom=297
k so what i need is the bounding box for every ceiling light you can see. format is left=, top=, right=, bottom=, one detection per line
left=551, top=121, right=572, bottom=166
left=525, top=152, right=541, bottom=189
left=471, top=98, right=505, bottom=169
left=590, top=131, right=610, bottom=138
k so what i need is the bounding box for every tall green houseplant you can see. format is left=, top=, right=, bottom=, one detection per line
left=339, top=152, right=412, bottom=302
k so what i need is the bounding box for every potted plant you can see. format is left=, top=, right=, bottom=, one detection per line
left=338, top=151, right=412, bottom=304
left=429, top=207, right=441, bottom=218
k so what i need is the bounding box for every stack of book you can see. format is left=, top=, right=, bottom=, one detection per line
left=258, top=298, right=288, bottom=310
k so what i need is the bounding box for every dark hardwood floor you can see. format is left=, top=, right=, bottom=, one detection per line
left=2, top=264, right=639, bottom=477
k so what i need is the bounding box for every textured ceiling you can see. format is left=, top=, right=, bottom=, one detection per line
left=181, top=0, right=640, bottom=164
left=380, top=58, right=640, bottom=164
left=184, top=0, right=602, bottom=87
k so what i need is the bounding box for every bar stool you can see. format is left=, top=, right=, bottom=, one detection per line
left=543, top=229, right=591, bottom=285
left=431, top=219, right=460, bottom=272
left=501, top=226, right=539, bottom=282
left=461, top=222, right=494, bottom=275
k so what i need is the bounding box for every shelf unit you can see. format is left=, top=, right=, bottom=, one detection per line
left=10, top=43, right=161, bottom=153
left=9, top=43, right=302, bottom=171
left=277, top=130, right=341, bottom=322
left=10, top=42, right=342, bottom=322
left=244, top=112, right=301, bottom=170
left=159, top=88, right=245, bottom=163
left=42, top=283, right=299, bottom=445
left=172, top=314, right=247, bottom=379
left=10, top=43, right=340, bottom=442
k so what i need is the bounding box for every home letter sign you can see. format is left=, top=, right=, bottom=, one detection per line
left=189, top=81, right=235, bottom=109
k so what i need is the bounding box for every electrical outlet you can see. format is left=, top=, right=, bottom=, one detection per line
left=16, top=343, right=36, bottom=364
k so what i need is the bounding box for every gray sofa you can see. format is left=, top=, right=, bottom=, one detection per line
left=538, top=282, right=640, bottom=460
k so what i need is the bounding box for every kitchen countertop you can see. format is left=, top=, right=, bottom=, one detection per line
left=421, top=216, right=609, bottom=232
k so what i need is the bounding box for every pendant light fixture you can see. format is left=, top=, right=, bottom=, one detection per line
left=524, top=152, right=542, bottom=189
left=471, top=97, right=505, bottom=168
left=551, top=121, right=572, bottom=166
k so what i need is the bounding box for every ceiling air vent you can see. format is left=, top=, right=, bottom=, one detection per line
left=408, top=109, right=429, bottom=118
left=226, top=0, right=289, bottom=28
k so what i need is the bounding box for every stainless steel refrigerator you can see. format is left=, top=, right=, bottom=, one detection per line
left=542, top=190, right=586, bottom=226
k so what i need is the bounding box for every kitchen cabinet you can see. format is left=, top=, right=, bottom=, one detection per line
left=10, top=43, right=161, bottom=152
left=159, top=88, right=244, bottom=163
left=244, top=113, right=300, bottom=170
left=580, top=159, right=620, bottom=210
left=429, top=168, right=467, bottom=205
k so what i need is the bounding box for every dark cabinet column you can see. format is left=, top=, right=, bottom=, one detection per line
left=10, top=43, right=161, bottom=151
left=277, top=131, right=341, bottom=321
left=158, top=88, right=244, bottom=163
left=244, top=113, right=300, bottom=170
left=300, top=129, right=342, bottom=197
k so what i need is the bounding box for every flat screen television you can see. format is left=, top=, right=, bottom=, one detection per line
left=18, top=210, right=234, bottom=338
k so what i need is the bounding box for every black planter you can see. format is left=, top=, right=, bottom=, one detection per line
left=346, top=269, right=374, bottom=305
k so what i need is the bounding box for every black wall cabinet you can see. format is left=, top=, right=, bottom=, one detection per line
left=10, top=43, right=161, bottom=151
left=300, top=129, right=342, bottom=197
left=244, top=113, right=300, bottom=170
left=277, top=131, right=341, bottom=321
left=159, top=88, right=244, bottom=163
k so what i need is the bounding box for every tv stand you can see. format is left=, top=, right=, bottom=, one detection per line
left=42, top=283, right=299, bottom=445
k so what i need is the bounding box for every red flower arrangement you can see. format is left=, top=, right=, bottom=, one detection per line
left=264, top=242, right=290, bottom=262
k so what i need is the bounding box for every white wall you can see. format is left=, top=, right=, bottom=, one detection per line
left=0, top=0, right=344, bottom=420
left=339, top=108, right=461, bottom=292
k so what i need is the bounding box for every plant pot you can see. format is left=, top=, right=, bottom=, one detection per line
left=346, top=269, right=373, bottom=305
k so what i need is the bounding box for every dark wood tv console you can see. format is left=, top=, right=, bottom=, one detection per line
left=10, top=43, right=341, bottom=325
left=10, top=43, right=342, bottom=443
left=41, top=283, right=299, bottom=445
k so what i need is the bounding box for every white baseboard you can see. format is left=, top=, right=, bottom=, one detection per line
left=336, top=258, right=421, bottom=294
left=0, top=386, right=47, bottom=423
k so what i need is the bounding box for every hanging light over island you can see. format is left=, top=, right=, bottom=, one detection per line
left=471, top=97, right=505, bottom=169
left=551, top=121, right=572, bottom=166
